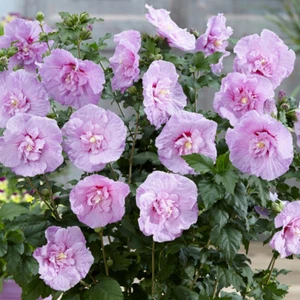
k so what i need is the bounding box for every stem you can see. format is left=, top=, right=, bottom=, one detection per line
left=193, top=71, right=200, bottom=112
left=39, top=22, right=51, bottom=52
left=26, top=177, right=59, bottom=219
left=99, top=229, right=109, bottom=276
left=128, top=111, right=139, bottom=184
left=116, top=101, right=126, bottom=118
left=43, top=174, right=60, bottom=220
left=212, top=279, right=219, bottom=298
left=80, top=280, right=90, bottom=288
left=152, top=240, right=155, bottom=297
left=265, top=253, right=277, bottom=285
left=99, top=61, right=106, bottom=71
left=108, top=163, right=117, bottom=181
left=190, top=264, right=203, bottom=289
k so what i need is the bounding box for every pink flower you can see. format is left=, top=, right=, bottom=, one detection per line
left=39, top=49, right=105, bottom=109
left=233, top=29, right=296, bottom=88
left=0, top=70, right=50, bottom=127
left=0, top=114, right=63, bottom=177
left=294, top=109, right=300, bottom=147
left=70, top=175, right=130, bottom=228
left=195, top=14, right=233, bottom=74
left=145, top=4, right=195, bottom=52
left=33, top=226, right=94, bottom=291
left=62, top=104, right=127, bottom=173
left=155, top=110, right=217, bottom=174
left=226, top=110, right=293, bottom=181
left=136, top=171, right=199, bottom=242
left=109, top=30, right=141, bottom=93
left=0, top=18, right=51, bottom=73
left=142, top=60, right=187, bottom=128
left=213, top=72, right=275, bottom=126
left=270, top=201, right=300, bottom=258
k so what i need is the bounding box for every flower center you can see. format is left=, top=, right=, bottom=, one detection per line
left=81, top=130, right=107, bottom=153
left=57, top=252, right=67, bottom=261
left=261, top=58, right=267, bottom=65
left=4, top=91, right=30, bottom=116
left=213, top=39, right=223, bottom=47
left=256, top=141, right=265, bottom=149
left=240, top=97, right=248, bottom=104
left=174, top=132, right=197, bottom=156
left=152, top=192, right=179, bottom=220
left=87, top=187, right=110, bottom=207
left=18, top=135, right=45, bottom=163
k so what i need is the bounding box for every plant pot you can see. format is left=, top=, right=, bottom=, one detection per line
left=0, top=280, right=21, bottom=300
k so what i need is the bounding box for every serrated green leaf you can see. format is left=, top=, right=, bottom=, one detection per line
left=14, top=256, right=39, bottom=287
left=198, top=180, right=225, bottom=209
left=84, top=277, right=123, bottom=300
left=183, top=153, right=214, bottom=174
left=210, top=204, right=229, bottom=227
left=215, top=169, right=239, bottom=195
left=0, top=203, right=28, bottom=220
left=216, top=266, right=245, bottom=290
left=5, top=243, right=24, bottom=273
left=210, top=225, right=242, bottom=262
left=226, top=182, right=248, bottom=219
left=248, top=176, right=270, bottom=207
left=21, top=276, right=52, bottom=300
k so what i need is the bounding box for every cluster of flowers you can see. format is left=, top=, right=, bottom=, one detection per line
left=0, top=3, right=299, bottom=293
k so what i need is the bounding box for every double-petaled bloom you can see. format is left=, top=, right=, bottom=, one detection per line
left=40, top=49, right=105, bottom=109
left=62, top=104, right=127, bottom=173
left=33, top=226, right=94, bottom=291
left=195, top=14, right=233, bottom=73
left=0, top=114, right=63, bottom=177
left=270, top=201, right=300, bottom=258
left=136, top=171, right=199, bottom=242
left=226, top=110, right=293, bottom=181
left=145, top=4, right=195, bottom=52
left=70, top=175, right=130, bottom=228
left=109, top=30, right=141, bottom=93
left=0, top=18, right=52, bottom=72
left=156, top=110, right=217, bottom=174
left=0, top=70, right=50, bottom=127
left=142, top=60, right=187, bottom=129
left=233, top=29, right=296, bottom=89
left=213, top=72, right=275, bottom=126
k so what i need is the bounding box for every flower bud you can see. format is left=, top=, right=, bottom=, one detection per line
left=278, top=90, right=287, bottom=102
left=0, top=57, right=8, bottom=65
left=94, top=227, right=102, bottom=233
left=280, top=102, right=290, bottom=111
left=127, top=86, right=137, bottom=94
left=154, top=54, right=163, bottom=60
left=7, top=46, right=18, bottom=57
left=107, top=259, right=114, bottom=267
left=36, top=11, right=45, bottom=22
left=79, top=12, right=90, bottom=24
left=0, top=49, right=5, bottom=57
left=272, top=201, right=284, bottom=213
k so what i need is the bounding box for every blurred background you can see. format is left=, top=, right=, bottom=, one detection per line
left=1, top=1, right=300, bottom=299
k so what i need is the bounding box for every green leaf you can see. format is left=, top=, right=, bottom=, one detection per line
left=198, top=180, right=225, bottom=209
left=84, top=277, right=123, bottom=300
left=21, top=276, right=52, bottom=300
left=210, top=204, right=229, bottom=227
left=248, top=176, right=270, bottom=207
left=226, top=182, right=248, bottom=219
left=210, top=225, right=242, bottom=262
left=173, top=285, right=199, bottom=300
left=216, top=266, right=245, bottom=290
left=5, top=243, right=24, bottom=274
left=133, top=151, right=160, bottom=166
left=215, top=152, right=231, bottom=173
left=14, top=256, right=39, bottom=287
left=193, top=51, right=205, bottom=69
left=6, top=229, right=25, bottom=244
left=183, top=153, right=214, bottom=174
left=215, top=169, right=239, bottom=195
left=0, top=203, right=28, bottom=220
left=205, top=52, right=223, bottom=65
